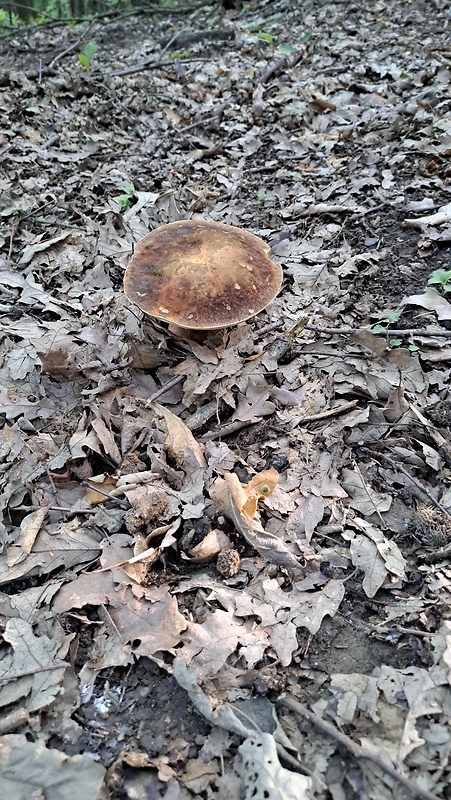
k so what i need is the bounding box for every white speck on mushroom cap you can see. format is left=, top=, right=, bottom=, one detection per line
left=159, top=307, right=169, bottom=313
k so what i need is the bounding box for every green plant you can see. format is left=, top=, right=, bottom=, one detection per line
left=168, top=50, right=192, bottom=61
left=427, top=269, right=451, bottom=295
left=257, top=188, right=267, bottom=207
left=116, top=184, right=136, bottom=212
left=257, top=30, right=274, bottom=46
left=78, top=40, right=98, bottom=70
left=372, top=311, right=403, bottom=349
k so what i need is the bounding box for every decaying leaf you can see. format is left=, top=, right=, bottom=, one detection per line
left=341, top=467, right=392, bottom=516
left=187, top=529, right=232, bottom=563
left=239, top=733, right=312, bottom=800
left=0, top=617, right=72, bottom=713
left=210, top=472, right=299, bottom=570
left=85, top=474, right=117, bottom=504
left=0, top=734, right=105, bottom=799
left=401, top=288, right=451, bottom=321
left=16, top=506, right=49, bottom=557
left=153, top=402, right=206, bottom=468
left=217, top=469, right=279, bottom=520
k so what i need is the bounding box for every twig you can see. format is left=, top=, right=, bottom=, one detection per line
left=47, top=19, right=94, bottom=70
left=350, top=203, right=387, bottom=219
left=0, top=708, right=31, bottom=734
left=50, top=506, right=96, bottom=514
left=256, top=319, right=285, bottom=336
left=178, top=114, right=218, bottom=133
left=305, top=324, right=451, bottom=338
left=93, top=56, right=209, bottom=80
left=257, top=50, right=304, bottom=85
left=200, top=419, right=257, bottom=442
left=298, top=400, right=359, bottom=423
left=186, top=398, right=225, bottom=432
left=145, top=374, right=185, bottom=403
left=103, top=359, right=134, bottom=374
left=280, top=696, right=440, bottom=800
left=365, top=450, right=451, bottom=519
left=82, top=482, right=131, bottom=510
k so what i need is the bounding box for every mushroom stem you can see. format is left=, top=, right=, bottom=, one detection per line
left=167, top=323, right=210, bottom=341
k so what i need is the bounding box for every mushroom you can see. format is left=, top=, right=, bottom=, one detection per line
left=123, top=220, right=282, bottom=339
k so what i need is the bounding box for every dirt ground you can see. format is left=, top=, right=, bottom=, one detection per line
left=1, top=1, right=451, bottom=798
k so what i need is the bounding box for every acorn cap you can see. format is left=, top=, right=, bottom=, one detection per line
left=123, top=220, right=282, bottom=331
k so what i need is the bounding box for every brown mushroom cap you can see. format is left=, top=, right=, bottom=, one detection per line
left=123, top=220, right=282, bottom=331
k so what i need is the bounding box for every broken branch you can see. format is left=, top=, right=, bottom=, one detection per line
left=281, top=696, right=440, bottom=800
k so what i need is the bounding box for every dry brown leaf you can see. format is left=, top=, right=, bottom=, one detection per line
left=154, top=402, right=206, bottom=468
left=109, top=586, right=187, bottom=656
left=52, top=571, right=117, bottom=613
left=401, top=288, right=451, bottom=321
left=210, top=475, right=299, bottom=571
left=341, top=467, right=392, bottom=516
left=91, top=417, right=122, bottom=465
left=187, top=529, right=232, bottom=563
left=180, top=608, right=268, bottom=679
left=232, top=377, right=276, bottom=423
left=18, top=507, right=49, bottom=555
left=85, top=474, right=117, bottom=504
left=246, top=468, right=279, bottom=500
left=221, top=469, right=279, bottom=520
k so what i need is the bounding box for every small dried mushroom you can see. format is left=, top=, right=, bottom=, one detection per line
left=123, top=220, right=282, bottom=338
left=217, top=548, right=241, bottom=578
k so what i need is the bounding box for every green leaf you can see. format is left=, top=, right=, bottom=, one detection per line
left=372, top=324, right=386, bottom=334
left=117, top=184, right=136, bottom=212
left=257, top=31, right=274, bottom=44
left=386, top=311, right=401, bottom=324
left=78, top=40, right=98, bottom=70
left=408, top=344, right=420, bottom=352
left=300, top=31, right=312, bottom=44
left=388, top=338, right=402, bottom=348
left=83, top=40, right=98, bottom=62
left=168, top=49, right=192, bottom=60
left=427, top=269, right=451, bottom=286
left=278, top=43, right=297, bottom=54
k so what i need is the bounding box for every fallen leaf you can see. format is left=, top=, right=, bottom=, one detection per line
left=0, top=734, right=105, bottom=798
left=341, top=467, right=392, bottom=516
left=401, top=288, right=451, bottom=321
left=239, top=733, right=312, bottom=800
left=210, top=475, right=300, bottom=570
left=154, top=402, right=206, bottom=468
left=187, top=529, right=232, bottom=563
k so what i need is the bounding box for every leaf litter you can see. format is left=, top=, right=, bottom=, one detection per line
left=1, top=1, right=451, bottom=798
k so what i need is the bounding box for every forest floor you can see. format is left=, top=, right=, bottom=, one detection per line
left=1, top=1, right=451, bottom=798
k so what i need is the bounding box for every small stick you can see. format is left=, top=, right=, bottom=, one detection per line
left=305, top=325, right=451, bottom=338
left=82, top=482, right=131, bottom=510
left=50, top=506, right=96, bottom=514
left=0, top=708, right=31, bottom=735
left=145, top=374, right=185, bottom=404
left=186, top=398, right=224, bottom=432
left=281, top=696, right=440, bottom=800
left=47, top=20, right=94, bottom=70
left=94, top=56, right=209, bottom=80
left=365, top=450, right=451, bottom=519
left=200, top=419, right=256, bottom=442
left=298, top=400, right=359, bottom=423
left=256, top=319, right=285, bottom=336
